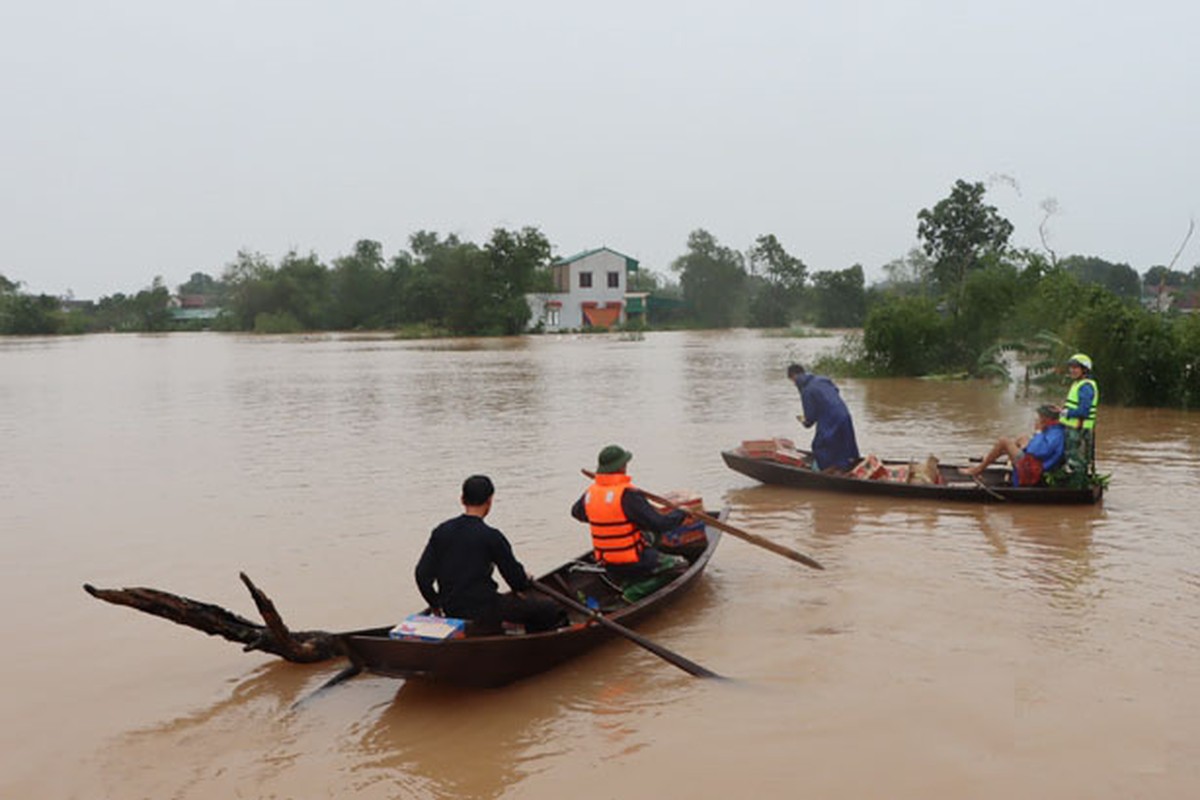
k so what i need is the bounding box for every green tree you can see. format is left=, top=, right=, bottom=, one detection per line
left=1143, top=265, right=1187, bottom=288
left=0, top=273, right=16, bottom=333
left=276, top=251, right=330, bottom=329
left=862, top=296, right=949, bottom=375
left=627, top=268, right=663, bottom=292
left=1059, top=255, right=1141, bottom=301
left=330, top=239, right=388, bottom=329
left=670, top=229, right=747, bottom=327
left=1, top=292, right=61, bottom=334
left=747, top=234, right=806, bottom=327
left=879, top=247, right=934, bottom=298
left=222, top=250, right=278, bottom=330
left=917, top=179, right=1014, bottom=315
left=952, top=256, right=1021, bottom=368
left=441, top=243, right=495, bottom=335
left=131, top=277, right=172, bottom=331
left=810, top=264, right=866, bottom=328
left=393, top=231, right=460, bottom=327
left=482, top=226, right=552, bottom=334
left=177, top=271, right=226, bottom=303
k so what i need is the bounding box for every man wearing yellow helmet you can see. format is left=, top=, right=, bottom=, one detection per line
left=1057, top=353, right=1099, bottom=472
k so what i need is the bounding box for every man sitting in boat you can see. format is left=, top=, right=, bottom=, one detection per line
left=786, top=363, right=861, bottom=472
left=571, top=445, right=688, bottom=581
left=961, top=405, right=1066, bottom=486
left=415, top=474, right=566, bottom=635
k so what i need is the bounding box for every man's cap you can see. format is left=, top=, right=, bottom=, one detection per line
left=1036, top=404, right=1059, bottom=419
left=596, top=445, right=633, bottom=474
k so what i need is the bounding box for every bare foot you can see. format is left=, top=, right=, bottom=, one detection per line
left=959, top=465, right=982, bottom=477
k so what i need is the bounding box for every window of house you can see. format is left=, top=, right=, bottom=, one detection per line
left=607, top=271, right=620, bottom=288
left=547, top=308, right=560, bottom=327
left=552, top=264, right=569, bottom=292
left=579, top=272, right=592, bottom=288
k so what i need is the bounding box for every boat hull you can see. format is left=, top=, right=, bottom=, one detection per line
left=722, top=449, right=1102, bottom=505
left=340, top=514, right=724, bottom=687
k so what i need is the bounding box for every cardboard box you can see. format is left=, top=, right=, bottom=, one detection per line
left=741, top=439, right=780, bottom=456
left=771, top=450, right=810, bottom=467
left=389, top=614, right=467, bottom=641
left=657, top=490, right=703, bottom=514
left=849, top=454, right=886, bottom=480
left=741, top=437, right=796, bottom=455
left=742, top=438, right=808, bottom=466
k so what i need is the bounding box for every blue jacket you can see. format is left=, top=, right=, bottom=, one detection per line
left=1012, top=423, right=1066, bottom=486
left=795, top=373, right=861, bottom=471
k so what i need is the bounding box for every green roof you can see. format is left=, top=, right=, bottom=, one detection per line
left=553, top=246, right=639, bottom=272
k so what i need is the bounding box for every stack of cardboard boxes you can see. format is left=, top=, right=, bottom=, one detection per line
left=739, top=438, right=810, bottom=467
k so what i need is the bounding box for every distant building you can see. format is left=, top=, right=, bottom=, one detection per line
left=178, top=294, right=211, bottom=309
left=526, top=247, right=639, bottom=331
left=168, top=294, right=223, bottom=323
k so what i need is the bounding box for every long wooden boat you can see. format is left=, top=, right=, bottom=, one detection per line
left=339, top=511, right=725, bottom=688
left=722, top=447, right=1103, bottom=505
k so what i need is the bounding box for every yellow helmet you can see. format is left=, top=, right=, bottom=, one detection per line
left=1067, top=353, right=1093, bottom=371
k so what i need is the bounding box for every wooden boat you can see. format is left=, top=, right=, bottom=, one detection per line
left=722, top=446, right=1103, bottom=505
left=339, top=511, right=726, bottom=688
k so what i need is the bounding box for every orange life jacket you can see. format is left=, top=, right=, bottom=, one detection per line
left=585, top=473, right=643, bottom=565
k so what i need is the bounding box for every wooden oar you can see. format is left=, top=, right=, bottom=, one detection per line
left=582, top=469, right=824, bottom=571
left=960, top=459, right=1010, bottom=501
left=532, top=581, right=723, bottom=680
left=290, top=663, right=362, bottom=709
left=969, top=473, right=1007, bottom=502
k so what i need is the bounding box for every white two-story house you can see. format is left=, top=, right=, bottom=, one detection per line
left=526, top=247, right=640, bottom=331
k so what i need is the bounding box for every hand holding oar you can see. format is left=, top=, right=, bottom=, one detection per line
left=582, top=470, right=824, bottom=571
left=532, top=581, right=723, bottom=680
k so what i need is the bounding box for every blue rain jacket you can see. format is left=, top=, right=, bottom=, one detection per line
left=795, top=373, right=861, bottom=471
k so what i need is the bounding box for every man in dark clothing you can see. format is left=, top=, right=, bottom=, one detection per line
left=571, top=444, right=688, bottom=581
left=415, top=475, right=565, bottom=634
left=787, top=363, right=861, bottom=472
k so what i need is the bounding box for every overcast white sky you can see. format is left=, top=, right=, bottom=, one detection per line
left=2, top=1, right=1197, bottom=299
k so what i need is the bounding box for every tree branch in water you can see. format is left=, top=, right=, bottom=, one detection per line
left=82, top=573, right=343, bottom=663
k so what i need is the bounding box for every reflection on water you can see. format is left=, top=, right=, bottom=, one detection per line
left=353, top=681, right=534, bottom=800
left=351, top=644, right=712, bottom=800
left=90, top=661, right=326, bottom=799
left=723, top=483, right=1104, bottom=606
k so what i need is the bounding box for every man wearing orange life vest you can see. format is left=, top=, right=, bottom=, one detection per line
left=571, top=445, right=688, bottom=580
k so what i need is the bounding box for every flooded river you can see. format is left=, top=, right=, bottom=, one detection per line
left=1, top=330, right=1197, bottom=799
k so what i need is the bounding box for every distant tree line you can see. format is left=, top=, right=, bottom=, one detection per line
left=0, top=274, right=172, bottom=335
left=5, top=196, right=1200, bottom=409
left=0, top=225, right=869, bottom=336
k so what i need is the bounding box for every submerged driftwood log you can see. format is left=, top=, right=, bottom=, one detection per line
left=83, top=572, right=343, bottom=663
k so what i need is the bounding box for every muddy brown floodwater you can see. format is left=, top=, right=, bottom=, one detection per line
left=1, top=330, right=1197, bottom=799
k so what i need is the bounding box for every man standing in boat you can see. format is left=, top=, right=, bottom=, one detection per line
left=415, top=474, right=565, bottom=634
left=572, top=445, right=688, bottom=581
left=1054, top=353, right=1099, bottom=475
left=786, top=363, right=861, bottom=472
